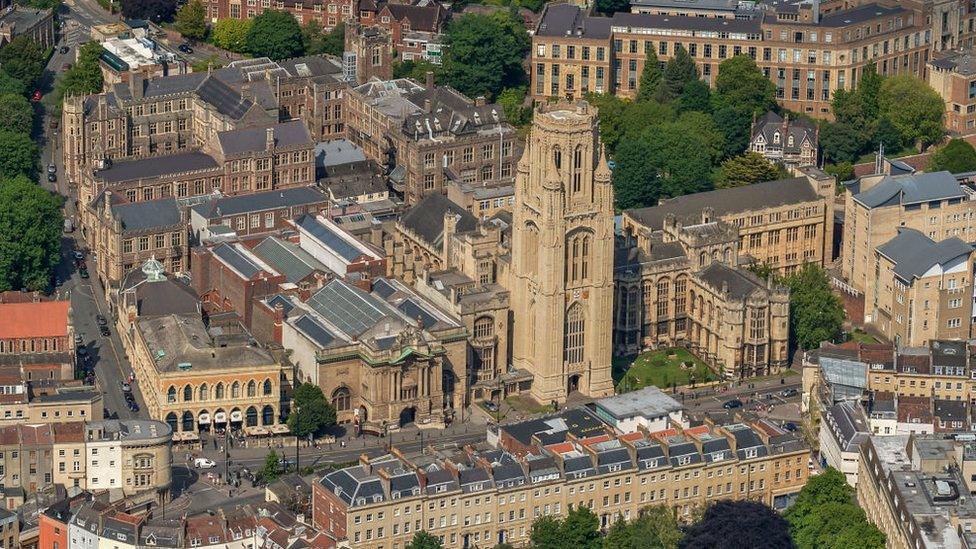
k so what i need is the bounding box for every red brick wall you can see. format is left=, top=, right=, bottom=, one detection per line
left=312, top=482, right=348, bottom=539
left=38, top=513, right=68, bottom=549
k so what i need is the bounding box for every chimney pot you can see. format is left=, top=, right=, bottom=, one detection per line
left=425, top=70, right=434, bottom=89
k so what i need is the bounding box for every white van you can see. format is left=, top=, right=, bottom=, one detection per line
left=194, top=458, right=217, bottom=469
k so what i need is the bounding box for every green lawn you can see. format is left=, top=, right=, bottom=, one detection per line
left=855, top=146, right=916, bottom=165
left=615, top=348, right=716, bottom=392
left=849, top=329, right=878, bottom=344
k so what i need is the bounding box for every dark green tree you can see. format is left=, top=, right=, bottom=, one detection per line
left=56, top=42, right=105, bottom=103
left=712, top=55, right=777, bottom=157
left=680, top=500, right=794, bottom=549
left=831, top=88, right=869, bottom=127
left=594, top=0, right=628, bottom=14
left=820, top=121, right=864, bottom=164
left=441, top=12, right=529, bottom=100
left=497, top=86, right=531, bottom=126
left=120, top=0, right=176, bottom=22
left=785, top=468, right=886, bottom=549
left=321, top=21, right=346, bottom=56
left=858, top=63, right=883, bottom=121
left=287, top=383, right=337, bottom=439
left=258, top=449, right=283, bottom=482
left=560, top=506, right=601, bottom=549
left=823, top=161, right=854, bottom=183
left=636, top=49, right=662, bottom=103
left=175, top=0, right=207, bottom=40
left=0, top=36, right=47, bottom=88
left=677, top=78, right=711, bottom=113
left=211, top=18, right=252, bottom=52
left=246, top=10, right=304, bottom=60
left=393, top=58, right=440, bottom=81
left=613, top=132, right=658, bottom=209
left=0, top=130, right=38, bottom=179
left=528, top=515, right=562, bottom=548
left=870, top=116, right=904, bottom=154
left=406, top=531, right=443, bottom=549
left=0, top=176, right=63, bottom=292
left=927, top=138, right=976, bottom=173
left=303, top=20, right=345, bottom=56
left=0, top=93, right=34, bottom=135
left=878, top=75, right=945, bottom=149
left=661, top=44, right=697, bottom=101
left=584, top=92, right=632, bottom=154
left=785, top=263, right=845, bottom=350
left=0, top=71, right=25, bottom=97
left=713, top=151, right=787, bottom=188
left=603, top=506, right=681, bottom=549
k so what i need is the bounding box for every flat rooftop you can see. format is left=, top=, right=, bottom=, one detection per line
left=137, top=314, right=277, bottom=373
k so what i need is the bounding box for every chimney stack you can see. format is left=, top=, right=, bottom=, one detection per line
left=425, top=70, right=434, bottom=89
left=266, top=127, right=275, bottom=149
left=475, top=96, right=486, bottom=107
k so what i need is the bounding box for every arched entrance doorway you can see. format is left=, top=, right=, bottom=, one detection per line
left=246, top=406, right=258, bottom=427
left=568, top=374, right=581, bottom=394
left=197, top=410, right=211, bottom=432
left=399, top=406, right=416, bottom=427
left=181, top=411, right=194, bottom=432
left=165, top=412, right=178, bottom=433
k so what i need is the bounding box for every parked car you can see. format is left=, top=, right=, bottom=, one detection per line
left=780, top=388, right=799, bottom=398
left=47, top=164, right=56, bottom=174
left=74, top=334, right=83, bottom=345
left=120, top=381, right=131, bottom=393
left=79, top=269, right=89, bottom=279
left=484, top=401, right=498, bottom=412
left=96, top=314, right=107, bottom=326
left=783, top=422, right=798, bottom=432
left=722, top=399, right=743, bottom=409
left=99, top=326, right=111, bottom=337
left=178, top=43, right=193, bottom=54
left=127, top=401, right=139, bottom=412
left=31, top=90, right=41, bottom=102
left=76, top=345, right=87, bottom=356
left=73, top=251, right=84, bottom=260
left=60, top=63, right=72, bottom=72
left=59, top=45, right=69, bottom=54
left=195, top=458, right=217, bottom=469
left=47, top=172, right=57, bottom=182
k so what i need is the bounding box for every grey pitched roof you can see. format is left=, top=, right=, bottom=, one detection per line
left=296, top=215, right=366, bottom=262
left=611, top=10, right=761, bottom=34
left=853, top=171, right=965, bottom=208
left=109, top=197, right=182, bottom=234
left=212, top=242, right=269, bottom=279
left=876, top=228, right=973, bottom=283
left=195, top=75, right=254, bottom=119
left=818, top=3, right=905, bottom=27
left=253, top=237, right=330, bottom=284
left=95, top=152, right=218, bottom=184
left=626, top=176, right=819, bottom=229
left=695, top=262, right=765, bottom=300
left=121, top=269, right=200, bottom=317
left=217, top=120, right=312, bottom=156
left=535, top=3, right=614, bottom=39
left=191, top=186, right=327, bottom=218
left=399, top=193, right=477, bottom=248
left=751, top=111, right=816, bottom=154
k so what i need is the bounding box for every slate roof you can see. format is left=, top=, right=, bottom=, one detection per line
left=383, top=3, right=447, bottom=32
left=105, top=196, right=182, bottom=234
left=94, top=152, right=219, bottom=184
left=853, top=171, right=965, bottom=208
left=212, top=242, right=275, bottom=280
left=121, top=268, right=200, bottom=317
left=216, top=120, right=312, bottom=156
left=876, top=228, right=973, bottom=283
left=190, top=186, right=327, bottom=219
left=253, top=237, right=330, bottom=284
left=195, top=75, right=255, bottom=119
left=399, top=193, right=477, bottom=248
left=751, top=111, right=816, bottom=154
left=818, top=3, right=905, bottom=27
left=626, top=176, right=819, bottom=229
left=695, top=262, right=766, bottom=300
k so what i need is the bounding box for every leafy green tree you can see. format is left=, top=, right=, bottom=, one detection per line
left=820, top=121, right=864, bottom=164
left=246, top=10, right=304, bottom=60
left=56, top=42, right=105, bottom=103
left=594, top=0, right=628, bottom=14
left=211, top=18, right=253, bottom=53
left=0, top=36, right=47, bottom=88
left=0, top=71, right=25, bottom=97
left=120, top=0, right=176, bottom=22
left=786, top=468, right=886, bottom=549
left=0, top=130, right=38, bottom=179
left=712, top=55, right=777, bottom=157
left=175, top=0, right=207, bottom=40
left=785, top=263, right=845, bottom=350
left=661, top=44, right=697, bottom=101
left=258, top=449, right=283, bottom=482
left=603, top=506, right=681, bottom=549
left=441, top=12, right=529, bottom=100
left=0, top=176, right=63, bottom=291
left=287, top=383, right=337, bottom=439
left=392, top=58, right=439, bottom=81
left=406, top=531, right=443, bottom=549
left=497, top=86, right=531, bottom=126
left=928, top=138, right=976, bottom=173
left=858, top=63, right=882, bottom=121
left=302, top=20, right=345, bottom=56
left=529, top=515, right=563, bottom=548
left=0, top=93, right=34, bottom=135
left=878, top=75, right=945, bottom=149
left=831, top=88, right=868, bottom=127
left=680, top=500, right=794, bottom=549
left=823, top=161, right=854, bottom=183
left=713, top=152, right=786, bottom=188
left=321, top=21, right=346, bottom=56
left=560, top=506, right=601, bottom=549
left=870, top=116, right=904, bottom=154
left=678, top=78, right=711, bottom=113
left=617, top=100, right=676, bottom=147
left=613, top=131, right=658, bottom=209
left=636, top=49, right=662, bottom=103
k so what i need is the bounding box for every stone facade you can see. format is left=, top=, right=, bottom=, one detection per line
left=510, top=101, right=615, bottom=403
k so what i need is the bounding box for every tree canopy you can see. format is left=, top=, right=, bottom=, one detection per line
left=927, top=138, right=976, bottom=173
left=210, top=19, right=252, bottom=53
left=0, top=94, right=34, bottom=135
left=529, top=506, right=601, bottom=549
left=175, top=0, right=207, bottom=40
left=711, top=55, right=777, bottom=157
left=0, top=130, right=39, bottom=179
left=713, top=152, right=788, bottom=189
left=246, top=10, right=305, bottom=60
left=0, top=36, right=47, bottom=89
left=258, top=449, right=283, bottom=482
left=594, top=0, right=628, bottom=14
left=680, top=500, right=795, bottom=549
left=303, top=20, right=345, bottom=56
left=441, top=12, right=529, bottom=100
left=785, top=263, right=845, bottom=350
left=785, top=468, right=886, bottom=549
left=287, top=383, right=337, bottom=439
left=603, top=506, right=682, bottom=549
left=406, top=531, right=443, bottom=549
left=120, top=0, right=176, bottom=22
left=0, top=71, right=25, bottom=97
left=56, top=42, right=105, bottom=103
left=0, top=176, right=63, bottom=292
left=661, top=45, right=698, bottom=101
left=497, top=86, right=531, bottom=126
left=878, top=75, right=945, bottom=149
left=636, top=50, right=663, bottom=103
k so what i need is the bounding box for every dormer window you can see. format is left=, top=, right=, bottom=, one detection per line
left=772, top=132, right=780, bottom=144
left=788, top=135, right=794, bottom=147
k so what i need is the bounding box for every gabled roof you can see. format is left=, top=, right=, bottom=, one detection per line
left=216, top=120, right=312, bottom=156
left=399, top=193, right=477, bottom=248
left=253, top=237, right=331, bottom=284
left=853, top=171, right=965, bottom=208
left=382, top=3, right=447, bottom=32
left=190, top=186, right=327, bottom=219
left=876, top=228, right=973, bottom=283
left=0, top=301, right=70, bottom=338
left=100, top=194, right=182, bottom=234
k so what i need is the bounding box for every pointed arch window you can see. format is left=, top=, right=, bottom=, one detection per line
left=564, top=303, right=585, bottom=365
left=572, top=145, right=583, bottom=193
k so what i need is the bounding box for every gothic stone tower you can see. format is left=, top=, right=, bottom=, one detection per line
left=511, top=101, right=615, bottom=404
